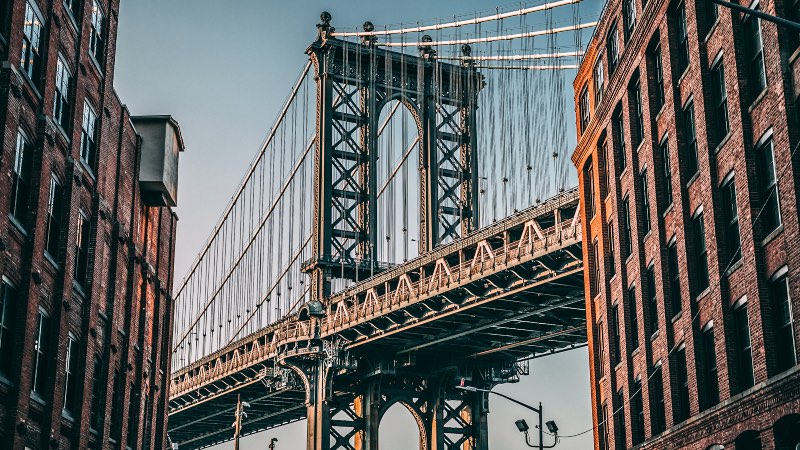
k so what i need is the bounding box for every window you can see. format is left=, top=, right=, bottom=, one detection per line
left=580, top=85, right=591, bottom=133
left=721, top=176, right=742, bottom=265
left=127, top=384, right=140, bottom=447
left=701, top=325, right=720, bottom=409
left=75, top=210, right=91, bottom=287
left=614, top=106, right=627, bottom=171
left=652, top=44, right=665, bottom=111
left=0, top=280, right=16, bottom=376
left=647, top=265, right=658, bottom=335
left=89, top=355, right=104, bottom=431
left=790, top=0, right=800, bottom=50
left=608, top=221, right=617, bottom=277
left=661, top=138, right=673, bottom=207
left=629, top=285, right=639, bottom=350
left=615, top=388, right=627, bottom=450
left=650, top=364, right=666, bottom=435
left=607, top=25, right=619, bottom=75
left=623, top=0, right=637, bottom=41
left=45, top=175, right=64, bottom=259
left=20, top=1, right=44, bottom=83
left=674, top=1, right=690, bottom=75
left=711, top=59, right=729, bottom=140
left=599, top=321, right=607, bottom=376
left=595, top=57, right=605, bottom=104
left=32, top=309, right=49, bottom=395
left=623, top=196, right=632, bottom=257
left=641, top=169, right=651, bottom=234
left=601, top=138, right=611, bottom=196
left=611, top=303, right=621, bottom=365
left=631, top=377, right=644, bottom=445
left=692, top=212, right=709, bottom=294
left=81, top=101, right=98, bottom=168
left=89, top=0, right=105, bottom=64
left=63, top=0, right=81, bottom=20
left=110, top=369, right=121, bottom=440
left=675, top=344, right=690, bottom=422
left=734, top=301, right=755, bottom=391
left=756, top=136, right=781, bottom=236
left=705, top=0, right=719, bottom=35
left=743, top=11, right=767, bottom=101
left=586, top=160, right=596, bottom=218
left=683, top=102, right=698, bottom=179
left=631, top=76, right=645, bottom=147
left=771, top=272, right=796, bottom=373
left=600, top=402, right=610, bottom=450
left=54, top=56, right=72, bottom=132
left=668, top=241, right=681, bottom=316
left=593, top=239, right=601, bottom=296
left=64, top=335, right=80, bottom=415
left=11, top=130, right=33, bottom=223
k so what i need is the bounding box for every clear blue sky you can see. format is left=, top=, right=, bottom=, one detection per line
left=115, top=1, right=602, bottom=448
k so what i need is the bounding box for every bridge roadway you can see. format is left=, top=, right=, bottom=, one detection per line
left=167, top=188, right=586, bottom=449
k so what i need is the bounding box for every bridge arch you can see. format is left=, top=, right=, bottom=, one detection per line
left=378, top=397, right=427, bottom=450
left=375, top=96, right=423, bottom=265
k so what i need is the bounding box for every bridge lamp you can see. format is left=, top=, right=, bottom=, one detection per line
left=515, top=419, right=529, bottom=433
left=545, top=420, right=558, bottom=434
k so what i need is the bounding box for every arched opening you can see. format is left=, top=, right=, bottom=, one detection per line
left=774, top=413, right=800, bottom=449
left=379, top=400, right=424, bottom=450
left=375, top=98, right=422, bottom=266
left=735, top=430, right=762, bottom=450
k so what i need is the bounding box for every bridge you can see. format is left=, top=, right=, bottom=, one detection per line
left=167, top=5, right=595, bottom=449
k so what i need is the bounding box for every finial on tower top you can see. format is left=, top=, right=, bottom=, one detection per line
left=320, top=11, right=332, bottom=26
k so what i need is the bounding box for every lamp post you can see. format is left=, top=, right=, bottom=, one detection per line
left=269, top=437, right=278, bottom=450
left=456, top=385, right=558, bottom=450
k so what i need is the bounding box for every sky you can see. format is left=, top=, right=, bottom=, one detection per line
left=114, top=1, right=602, bottom=449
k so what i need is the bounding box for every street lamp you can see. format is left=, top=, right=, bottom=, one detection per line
left=456, top=385, right=558, bottom=449
left=269, top=437, right=278, bottom=450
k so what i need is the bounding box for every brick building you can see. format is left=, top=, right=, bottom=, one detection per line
left=0, top=1, right=183, bottom=449
left=572, top=0, right=800, bottom=448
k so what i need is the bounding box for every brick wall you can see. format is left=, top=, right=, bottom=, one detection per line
left=572, top=0, right=800, bottom=448
left=0, top=1, right=179, bottom=449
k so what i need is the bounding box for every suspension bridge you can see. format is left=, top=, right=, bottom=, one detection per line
left=167, top=3, right=597, bottom=448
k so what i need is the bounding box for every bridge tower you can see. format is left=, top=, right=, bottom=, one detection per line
left=293, top=12, right=487, bottom=450
left=302, top=12, right=482, bottom=302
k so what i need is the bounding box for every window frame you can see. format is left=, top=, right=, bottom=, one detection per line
left=63, top=333, right=80, bottom=415
left=742, top=6, right=767, bottom=102
left=31, top=308, right=49, bottom=397
left=652, top=43, right=665, bottom=111
left=74, top=209, right=91, bottom=288
left=0, top=278, right=16, bottom=377
left=674, top=1, right=690, bottom=76
left=11, top=129, right=33, bottom=224
left=80, top=100, right=98, bottom=169
left=20, top=0, right=45, bottom=85
left=89, top=0, right=106, bottom=66
left=733, top=298, right=755, bottom=391
left=640, top=168, right=651, bottom=234
left=683, top=100, right=698, bottom=179
left=45, top=174, right=64, bottom=260
left=720, top=173, right=742, bottom=266
left=646, top=264, right=659, bottom=336
left=770, top=269, right=796, bottom=373
left=53, top=55, right=73, bottom=132
left=629, top=284, right=640, bottom=350
left=661, top=136, right=673, bottom=207
left=756, top=134, right=781, bottom=236
left=710, top=55, right=730, bottom=141
left=595, top=55, right=605, bottom=104
left=692, top=208, right=710, bottom=294
left=580, top=84, right=591, bottom=133
left=701, top=323, right=720, bottom=409
left=667, top=239, right=682, bottom=317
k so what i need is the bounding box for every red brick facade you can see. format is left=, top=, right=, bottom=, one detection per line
left=0, top=1, right=181, bottom=449
left=572, top=0, right=800, bottom=448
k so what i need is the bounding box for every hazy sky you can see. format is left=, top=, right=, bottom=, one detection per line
left=114, top=1, right=601, bottom=448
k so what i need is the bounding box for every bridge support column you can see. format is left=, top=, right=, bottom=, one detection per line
left=306, top=360, right=331, bottom=450
left=427, top=388, right=489, bottom=450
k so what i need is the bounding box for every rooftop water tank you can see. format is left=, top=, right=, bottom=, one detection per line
left=132, top=115, right=185, bottom=207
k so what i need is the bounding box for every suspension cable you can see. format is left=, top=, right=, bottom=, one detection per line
left=331, top=0, right=580, bottom=37
left=379, top=21, right=596, bottom=47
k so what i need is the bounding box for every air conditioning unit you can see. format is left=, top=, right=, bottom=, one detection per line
left=132, top=115, right=185, bottom=207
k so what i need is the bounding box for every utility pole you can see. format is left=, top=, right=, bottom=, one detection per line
left=233, top=395, right=250, bottom=450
